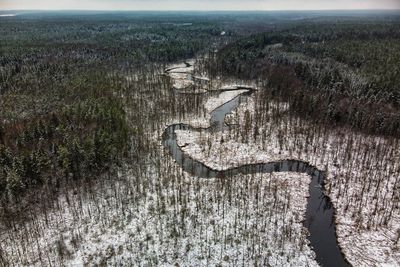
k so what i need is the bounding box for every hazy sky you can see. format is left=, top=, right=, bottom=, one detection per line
left=1, top=0, right=400, bottom=11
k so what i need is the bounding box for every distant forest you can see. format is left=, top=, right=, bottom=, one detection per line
left=211, top=16, right=400, bottom=136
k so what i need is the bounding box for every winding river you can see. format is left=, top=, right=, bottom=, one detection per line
left=162, top=65, right=350, bottom=267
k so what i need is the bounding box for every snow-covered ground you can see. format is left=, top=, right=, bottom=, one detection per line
left=166, top=60, right=257, bottom=93
left=157, top=90, right=249, bottom=130
left=175, top=129, right=288, bottom=170
left=220, top=84, right=257, bottom=90
left=0, top=160, right=318, bottom=266
left=165, top=62, right=188, bottom=71
left=166, top=61, right=195, bottom=89
left=174, top=92, right=400, bottom=266
left=205, top=90, right=248, bottom=113
left=69, top=170, right=317, bottom=266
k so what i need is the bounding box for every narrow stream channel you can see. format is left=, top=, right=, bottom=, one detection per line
left=162, top=90, right=350, bottom=267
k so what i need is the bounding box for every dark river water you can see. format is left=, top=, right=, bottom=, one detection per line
left=162, top=74, right=350, bottom=266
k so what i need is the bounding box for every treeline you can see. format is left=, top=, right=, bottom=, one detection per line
left=211, top=19, right=400, bottom=136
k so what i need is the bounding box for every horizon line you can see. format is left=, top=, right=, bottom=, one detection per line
left=2, top=8, right=400, bottom=12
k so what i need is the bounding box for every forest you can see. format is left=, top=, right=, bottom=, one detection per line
left=0, top=12, right=221, bottom=204
left=0, top=10, right=399, bottom=266
left=213, top=17, right=400, bottom=136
